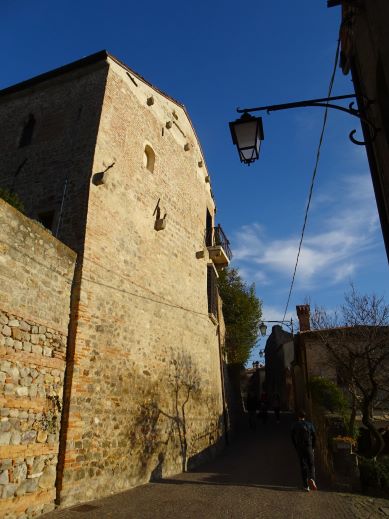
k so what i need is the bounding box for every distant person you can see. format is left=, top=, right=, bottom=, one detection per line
left=272, top=393, right=281, bottom=423
left=258, top=392, right=268, bottom=424
left=291, top=410, right=317, bottom=492
left=246, top=387, right=258, bottom=430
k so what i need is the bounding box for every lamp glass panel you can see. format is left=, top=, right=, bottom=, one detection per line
left=259, top=323, right=267, bottom=336
left=241, top=148, right=255, bottom=161
left=234, top=120, right=259, bottom=149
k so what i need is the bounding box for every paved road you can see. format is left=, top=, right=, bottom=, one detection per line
left=43, top=413, right=389, bottom=519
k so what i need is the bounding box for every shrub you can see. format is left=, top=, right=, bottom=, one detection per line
left=309, top=376, right=348, bottom=413
left=0, top=187, right=25, bottom=213
left=359, top=456, right=389, bottom=493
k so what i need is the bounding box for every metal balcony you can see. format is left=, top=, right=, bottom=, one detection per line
left=205, top=224, right=232, bottom=268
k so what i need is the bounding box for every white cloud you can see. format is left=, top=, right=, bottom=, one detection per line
left=232, top=173, right=380, bottom=291
left=261, top=303, right=294, bottom=323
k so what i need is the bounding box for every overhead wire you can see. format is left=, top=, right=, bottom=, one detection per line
left=282, top=37, right=341, bottom=322
left=1, top=237, right=213, bottom=321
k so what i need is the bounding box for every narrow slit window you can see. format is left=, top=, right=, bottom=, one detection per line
left=207, top=265, right=218, bottom=317
left=19, top=114, right=36, bottom=147
left=144, top=145, right=155, bottom=172
left=205, top=209, right=213, bottom=247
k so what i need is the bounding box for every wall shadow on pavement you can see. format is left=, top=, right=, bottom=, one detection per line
left=157, top=477, right=300, bottom=492
left=155, top=412, right=334, bottom=493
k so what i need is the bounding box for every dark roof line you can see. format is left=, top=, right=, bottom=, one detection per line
left=105, top=52, right=210, bottom=181
left=0, top=50, right=109, bottom=97
left=105, top=52, right=185, bottom=109
left=300, top=325, right=389, bottom=334
left=327, top=0, right=342, bottom=7
left=0, top=50, right=184, bottom=109
left=105, top=52, right=211, bottom=182
left=0, top=50, right=211, bottom=184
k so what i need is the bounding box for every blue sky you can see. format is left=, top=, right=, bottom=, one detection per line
left=2, top=1, right=387, bottom=362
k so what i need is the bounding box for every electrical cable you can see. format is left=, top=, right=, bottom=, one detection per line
left=282, top=37, right=341, bottom=322
left=0, top=237, right=213, bottom=321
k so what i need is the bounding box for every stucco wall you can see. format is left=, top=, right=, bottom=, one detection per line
left=57, top=58, right=225, bottom=507
left=0, top=200, right=76, bottom=518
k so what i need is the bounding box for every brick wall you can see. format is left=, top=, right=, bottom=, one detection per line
left=0, top=53, right=228, bottom=513
left=55, top=58, right=226, bottom=507
left=0, top=200, right=76, bottom=518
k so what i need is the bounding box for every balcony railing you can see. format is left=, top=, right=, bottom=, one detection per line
left=205, top=224, right=232, bottom=268
left=205, top=224, right=232, bottom=260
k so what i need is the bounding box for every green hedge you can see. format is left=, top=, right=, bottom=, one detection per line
left=309, top=376, right=348, bottom=413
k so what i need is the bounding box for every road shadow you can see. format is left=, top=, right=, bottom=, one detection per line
left=155, top=412, right=334, bottom=493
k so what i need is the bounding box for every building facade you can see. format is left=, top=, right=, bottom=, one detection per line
left=293, top=304, right=389, bottom=412
left=264, top=325, right=294, bottom=410
left=329, top=0, right=389, bottom=261
left=0, top=51, right=231, bottom=516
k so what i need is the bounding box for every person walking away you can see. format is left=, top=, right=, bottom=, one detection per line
left=291, top=410, right=317, bottom=491
left=272, top=393, right=281, bottom=423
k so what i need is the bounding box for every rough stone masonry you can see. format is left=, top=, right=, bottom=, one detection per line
left=0, top=52, right=229, bottom=517
left=0, top=200, right=76, bottom=518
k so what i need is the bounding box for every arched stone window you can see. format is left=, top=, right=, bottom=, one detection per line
left=144, top=144, right=155, bottom=172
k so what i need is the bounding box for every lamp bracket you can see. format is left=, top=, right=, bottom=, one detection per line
left=259, top=319, right=294, bottom=336
left=237, top=94, right=379, bottom=146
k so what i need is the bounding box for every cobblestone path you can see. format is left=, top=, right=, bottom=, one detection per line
left=43, top=413, right=389, bottom=519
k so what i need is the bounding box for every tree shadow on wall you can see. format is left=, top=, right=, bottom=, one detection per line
left=131, top=351, right=202, bottom=478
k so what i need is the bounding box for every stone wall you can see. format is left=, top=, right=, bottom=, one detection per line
left=0, top=200, right=76, bottom=518
left=56, top=57, right=226, bottom=507
left=0, top=58, right=108, bottom=253
left=301, top=332, right=337, bottom=382
left=0, top=52, right=228, bottom=513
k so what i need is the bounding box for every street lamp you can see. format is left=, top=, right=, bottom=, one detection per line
left=259, top=322, right=267, bottom=337
left=229, top=94, right=378, bottom=164
left=229, top=112, right=264, bottom=165
left=259, top=319, right=294, bottom=336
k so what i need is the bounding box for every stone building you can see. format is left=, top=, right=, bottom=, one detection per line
left=292, top=304, right=389, bottom=412
left=328, top=0, right=389, bottom=261
left=264, top=326, right=294, bottom=410
left=0, top=51, right=231, bottom=517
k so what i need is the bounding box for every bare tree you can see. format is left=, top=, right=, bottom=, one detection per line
left=167, top=352, right=201, bottom=471
left=131, top=351, right=202, bottom=477
left=311, top=284, right=389, bottom=458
